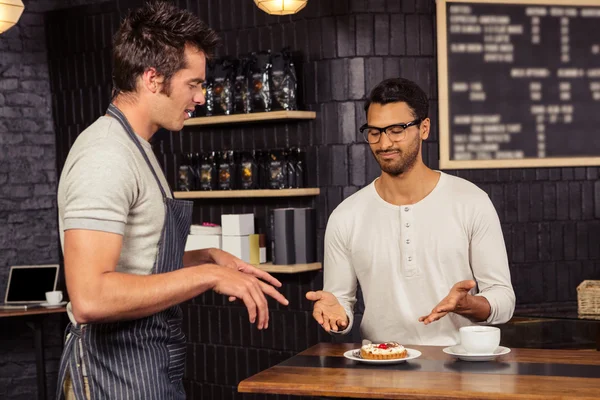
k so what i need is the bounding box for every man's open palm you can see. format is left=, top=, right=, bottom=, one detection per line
left=306, top=290, right=348, bottom=332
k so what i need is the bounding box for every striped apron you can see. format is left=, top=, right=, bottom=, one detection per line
left=56, top=103, right=193, bottom=400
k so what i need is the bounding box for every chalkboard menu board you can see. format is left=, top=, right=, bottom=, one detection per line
left=437, top=0, right=600, bottom=169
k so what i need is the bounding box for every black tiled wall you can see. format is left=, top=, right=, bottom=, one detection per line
left=45, top=0, right=600, bottom=399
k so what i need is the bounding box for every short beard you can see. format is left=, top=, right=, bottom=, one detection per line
left=372, top=134, right=421, bottom=176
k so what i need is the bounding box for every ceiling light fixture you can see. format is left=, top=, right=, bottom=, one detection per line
left=0, top=0, right=24, bottom=34
left=253, top=0, right=308, bottom=16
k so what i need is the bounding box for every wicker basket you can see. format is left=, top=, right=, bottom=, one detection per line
left=577, top=280, right=600, bottom=317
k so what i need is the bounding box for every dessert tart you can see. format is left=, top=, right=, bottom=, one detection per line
left=360, top=341, right=408, bottom=360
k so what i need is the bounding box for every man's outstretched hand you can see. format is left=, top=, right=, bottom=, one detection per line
left=419, top=280, right=477, bottom=325
left=306, top=290, right=348, bottom=333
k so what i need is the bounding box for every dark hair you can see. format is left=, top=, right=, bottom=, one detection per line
left=112, top=1, right=219, bottom=95
left=364, top=78, right=429, bottom=121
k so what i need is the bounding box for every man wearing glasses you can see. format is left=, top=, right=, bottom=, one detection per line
left=306, top=78, right=515, bottom=346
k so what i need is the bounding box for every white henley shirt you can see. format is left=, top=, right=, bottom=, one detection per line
left=324, top=172, right=515, bottom=346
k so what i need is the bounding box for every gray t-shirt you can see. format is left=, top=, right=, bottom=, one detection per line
left=57, top=116, right=171, bottom=323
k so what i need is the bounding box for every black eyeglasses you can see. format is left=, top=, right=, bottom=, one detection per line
left=359, top=119, right=422, bottom=144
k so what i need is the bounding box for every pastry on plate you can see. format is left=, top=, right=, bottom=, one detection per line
left=360, top=341, right=408, bottom=360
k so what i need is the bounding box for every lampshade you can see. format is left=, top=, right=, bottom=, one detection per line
left=0, top=0, right=24, bottom=34
left=253, top=0, right=308, bottom=15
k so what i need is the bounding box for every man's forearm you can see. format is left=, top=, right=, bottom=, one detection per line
left=455, top=294, right=491, bottom=322
left=71, top=264, right=218, bottom=324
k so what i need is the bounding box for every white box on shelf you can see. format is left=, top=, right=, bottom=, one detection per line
left=190, top=224, right=222, bottom=235
left=222, top=235, right=250, bottom=263
left=221, top=214, right=255, bottom=236
left=184, top=234, right=222, bottom=251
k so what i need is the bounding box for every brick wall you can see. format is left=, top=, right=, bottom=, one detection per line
left=1, top=1, right=61, bottom=398
left=0, top=1, right=111, bottom=399
left=0, top=1, right=60, bottom=296
left=42, top=0, right=600, bottom=399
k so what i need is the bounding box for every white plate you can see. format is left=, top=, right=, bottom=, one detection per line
left=343, top=348, right=421, bottom=364
left=443, top=345, right=511, bottom=362
left=40, top=301, right=67, bottom=308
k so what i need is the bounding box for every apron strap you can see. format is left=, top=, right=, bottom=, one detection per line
left=56, top=325, right=87, bottom=400
left=106, top=103, right=173, bottom=200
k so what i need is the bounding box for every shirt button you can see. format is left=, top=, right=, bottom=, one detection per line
left=405, top=223, right=410, bottom=228
left=404, top=207, right=410, bottom=212
left=408, top=256, right=412, bottom=261
left=406, top=239, right=410, bottom=244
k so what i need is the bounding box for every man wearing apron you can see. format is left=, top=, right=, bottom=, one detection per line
left=55, top=3, right=289, bottom=399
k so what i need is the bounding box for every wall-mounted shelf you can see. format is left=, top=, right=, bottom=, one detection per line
left=183, top=110, right=316, bottom=127
left=174, top=188, right=320, bottom=199
left=254, top=262, right=322, bottom=274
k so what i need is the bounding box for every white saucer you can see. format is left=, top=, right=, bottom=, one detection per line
left=443, top=345, right=511, bottom=362
left=40, top=301, right=67, bottom=308
left=343, top=348, right=421, bottom=364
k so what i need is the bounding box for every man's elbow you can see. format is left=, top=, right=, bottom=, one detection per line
left=507, top=287, right=516, bottom=319
left=479, top=285, right=516, bottom=325
left=70, top=296, right=104, bottom=324
left=495, top=287, right=516, bottom=324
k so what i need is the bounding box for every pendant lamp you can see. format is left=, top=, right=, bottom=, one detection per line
left=253, top=0, right=308, bottom=16
left=0, top=0, right=24, bottom=34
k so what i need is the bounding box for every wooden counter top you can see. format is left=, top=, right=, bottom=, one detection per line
left=238, top=343, right=600, bottom=399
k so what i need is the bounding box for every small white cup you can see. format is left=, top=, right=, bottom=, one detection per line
left=459, top=326, right=500, bottom=355
left=45, top=290, right=63, bottom=305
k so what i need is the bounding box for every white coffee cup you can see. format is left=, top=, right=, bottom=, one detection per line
left=459, top=326, right=500, bottom=354
left=45, top=290, right=63, bottom=305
